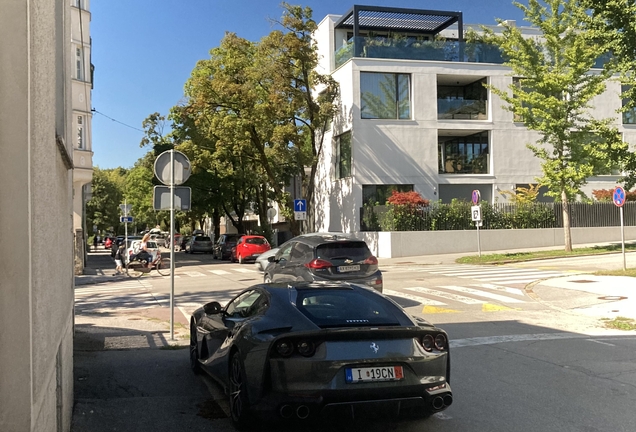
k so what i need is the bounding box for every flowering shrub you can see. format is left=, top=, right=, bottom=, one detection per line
left=381, top=191, right=429, bottom=230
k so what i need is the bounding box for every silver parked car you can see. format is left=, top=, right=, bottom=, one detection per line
left=185, top=235, right=214, bottom=254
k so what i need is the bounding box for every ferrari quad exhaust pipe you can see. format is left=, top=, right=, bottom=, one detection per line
left=296, top=405, right=310, bottom=419
left=280, top=405, right=294, bottom=419
left=432, top=396, right=445, bottom=410
left=443, top=394, right=453, bottom=407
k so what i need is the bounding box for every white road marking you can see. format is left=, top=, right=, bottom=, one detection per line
left=384, top=289, right=447, bottom=306
left=183, top=271, right=206, bottom=277
left=438, top=285, right=525, bottom=303
left=405, top=287, right=485, bottom=304
left=233, top=268, right=256, bottom=273
left=585, top=339, right=615, bottom=347
left=208, top=270, right=231, bottom=275
left=476, top=283, right=525, bottom=296
left=451, top=332, right=587, bottom=348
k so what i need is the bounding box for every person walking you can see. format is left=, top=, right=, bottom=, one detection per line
left=114, top=243, right=125, bottom=275
left=92, top=235, right=98, bottom=252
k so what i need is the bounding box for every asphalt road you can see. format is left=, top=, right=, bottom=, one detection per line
left=73, top=250, right=636, bottom=432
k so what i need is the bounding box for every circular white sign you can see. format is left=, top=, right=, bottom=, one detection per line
left=154, top=150, right=191, bottom=186
left=267, top=208, right=277, bottom=219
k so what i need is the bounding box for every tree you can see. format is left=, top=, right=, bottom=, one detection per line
left=476, top=0, right=627, bottom=251
left=86, top=167, right=124, bottom=235
left=177, top=3, right=338, bottom=236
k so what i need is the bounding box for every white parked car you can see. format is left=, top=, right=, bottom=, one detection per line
left=125, top=240, right=159, bottom=264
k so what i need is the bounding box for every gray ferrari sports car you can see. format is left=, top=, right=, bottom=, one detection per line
left=189, top=281, right=452, bottom=428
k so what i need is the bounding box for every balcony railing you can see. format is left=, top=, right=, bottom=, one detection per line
left=334, top=37, right=505, bottom=69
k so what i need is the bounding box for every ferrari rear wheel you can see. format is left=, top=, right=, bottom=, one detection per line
left=189, top=321, right=201, bottom=374
left=229, top=354, right=251, bottom=430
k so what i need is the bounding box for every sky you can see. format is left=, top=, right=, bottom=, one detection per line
left=90, top=0, right=528, bottom=169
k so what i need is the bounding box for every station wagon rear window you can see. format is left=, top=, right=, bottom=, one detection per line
left=295, top=289, right=401, bottom=328
left=195, top=236, right=211, bottom=241
left=315, top=242, right=373, bottom=262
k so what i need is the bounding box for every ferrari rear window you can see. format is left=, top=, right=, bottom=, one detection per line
left=295, top=289, right=401, bottom=328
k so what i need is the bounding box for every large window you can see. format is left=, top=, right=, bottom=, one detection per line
left=360, top=72, right=411, bottom=119
left=438, top=132, right=489, bottom=174
left=622, top=85, right=636, bottom=125
left=362, top=184, right=414, bottom=205
left=336, top=132, right=351, bottom=179
left=437, top=78, right=487, bottom=120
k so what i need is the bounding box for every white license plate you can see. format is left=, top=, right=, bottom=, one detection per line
left=338, top=265, right=360, bottom=273
left=345, top=366, right=404, bottom=383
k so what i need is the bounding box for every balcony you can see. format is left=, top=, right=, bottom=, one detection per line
left=335, top=37, right=504, bottom=69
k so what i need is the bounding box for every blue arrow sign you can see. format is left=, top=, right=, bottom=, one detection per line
left=613, top=186, right=626, bottom=207
left=120, top=216, right=134, bottom=223
left=294, top=199, right=306, bottom=211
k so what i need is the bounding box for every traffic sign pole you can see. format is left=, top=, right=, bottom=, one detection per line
left=613, top=186, right=627, bottom=271
left=170, top=150, right=175, bottom=341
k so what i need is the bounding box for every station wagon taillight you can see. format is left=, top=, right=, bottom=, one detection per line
left=304, top=259, right=332, bottom=270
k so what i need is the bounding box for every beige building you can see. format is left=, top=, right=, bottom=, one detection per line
left=0, top=1, right=75, bottom=431
left=71, top=0, right=94, bottom=274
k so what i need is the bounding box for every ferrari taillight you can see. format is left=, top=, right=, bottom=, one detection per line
left=421, top=334, right=434, bottom=352
left=275, top=340, right=294, bottom=357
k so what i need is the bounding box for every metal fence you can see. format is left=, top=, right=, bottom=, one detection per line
left=360, top=202, right=636, bottom=231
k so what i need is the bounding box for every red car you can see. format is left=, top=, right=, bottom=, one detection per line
left=230, top=235, right=271, bottom=264
left=104, top=237, right=113, bottom=249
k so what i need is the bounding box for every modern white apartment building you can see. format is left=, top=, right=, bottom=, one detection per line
left=312, top=5, right=636, bottom=233
left=71, top=0, right=94, bottom=273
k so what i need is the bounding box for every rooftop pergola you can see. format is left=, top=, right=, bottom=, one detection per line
left=334, top=5, right=464, bottom=41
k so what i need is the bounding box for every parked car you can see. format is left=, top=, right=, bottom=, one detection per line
left=179, top=235, right=191, bottom=252
left=263, top=233, right=383, bottom=292
left=230, top=235, right=271, bottom=264
left=149, top=233, right=166, bottom=248
left=125, top=240, right=160, bottom=264
left=110, top=235, right=141, bottom=257
left=213, top=233, right=244, bottom=260
left=189, top=281, right=452, bottom=427
left=104, top=237, right=113, bottom=250
left=185, top=235, right=214, bottom=254
left=254, top=247, right=279, bottom=272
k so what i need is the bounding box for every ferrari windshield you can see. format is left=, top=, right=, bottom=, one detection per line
left=294, top=288, right=402, bottom=328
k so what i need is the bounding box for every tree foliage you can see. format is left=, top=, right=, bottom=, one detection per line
left=173, top=3, right=338, bottom=236
left=86, top=167, right=124, bottom=235
left=475, top=0, right=628, bottom=251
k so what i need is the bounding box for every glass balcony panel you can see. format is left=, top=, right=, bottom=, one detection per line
left=438, top=99, right=487, bottom=120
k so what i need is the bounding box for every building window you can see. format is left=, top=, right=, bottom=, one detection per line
left=360, top=72, right=411, bottom=119
left=77, top=116, right=84, bottom=149
left=75, top=47, right=84, bottom=81
left=336, top=132, right=351, bottom=179
left=437, top=78, right=487, bottom=120
left=438, top=132, right=489, bottom=174
left=622, top=85, right=636, bottom=125
left=362, top=184, right=414, bottom=205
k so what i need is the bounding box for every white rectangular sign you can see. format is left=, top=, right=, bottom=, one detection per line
left=471, top=205, right=481, bottom=222
left=294, top=211, right=307, bottom=221
left=153, top=186, right=191, bottom=210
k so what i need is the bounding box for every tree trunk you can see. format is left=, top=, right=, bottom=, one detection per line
left=212, top=209, right=221, bottom=243
left=561, top=190, right=572, bottom=252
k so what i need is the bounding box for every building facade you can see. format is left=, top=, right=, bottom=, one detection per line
left=71, top=0, right=94, bottom=274
left=313, top=5, right=636, bottom=233
left=0, top=1, right=75, bottom=431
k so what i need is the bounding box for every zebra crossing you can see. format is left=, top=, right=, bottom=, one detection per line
left=385, top=264, right=581, bottom=285
left=385, top=282, right=528, bottom=312
left=74, top=279, right=164, bottom=312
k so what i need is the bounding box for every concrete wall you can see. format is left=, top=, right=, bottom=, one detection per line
left=0, top=1, right=75, bottom=431
left=360, top=227, right=636, bottom=258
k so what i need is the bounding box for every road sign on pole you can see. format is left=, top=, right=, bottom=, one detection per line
left=119, top=204, right=132, bottom=214
left=613, top=186, right=627, bottom=270
left=613, top=186, right=626, bottom=207
left=294, top=199, right=307, bottom=221
left=120, top=216, right=134, bottom=223
left=471, top=189, right=481, bottom=205
left=153, top=186, right=192, bottom=210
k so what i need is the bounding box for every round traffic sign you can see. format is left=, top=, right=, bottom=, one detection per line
left=471, top=189, right=481, bottom=205
left=154, top=150, right=191, bottom=186
left=613, top=186, right=626, bottom=207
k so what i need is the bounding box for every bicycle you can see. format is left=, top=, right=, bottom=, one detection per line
left=125, top=253, right=172, bottom=278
